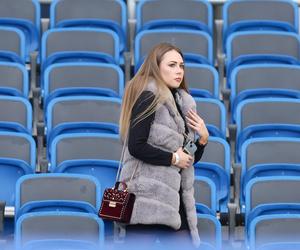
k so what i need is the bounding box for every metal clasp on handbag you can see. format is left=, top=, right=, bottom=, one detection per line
left=109, top=201, right=117, bottom=207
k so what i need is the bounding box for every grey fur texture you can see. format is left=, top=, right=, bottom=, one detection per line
left=119, top=81, right=201, bottom=247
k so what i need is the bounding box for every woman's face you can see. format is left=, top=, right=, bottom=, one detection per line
left=159, top=50, right=184, bottom=89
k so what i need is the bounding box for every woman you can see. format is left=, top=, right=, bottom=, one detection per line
left=119, top=43, right=209, bottom=248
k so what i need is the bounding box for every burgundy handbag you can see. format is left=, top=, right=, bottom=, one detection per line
left=98, top=181, right=135, bottom=223
left=98, top=136, right=138, bottom=223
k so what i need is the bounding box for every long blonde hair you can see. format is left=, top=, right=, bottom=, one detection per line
left=119, top=43, right=189, bottom=140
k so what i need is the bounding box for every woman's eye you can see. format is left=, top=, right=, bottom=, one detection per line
left=180, top=64, right=184, bottom=69
left=168, top=64, right=175, bottom=67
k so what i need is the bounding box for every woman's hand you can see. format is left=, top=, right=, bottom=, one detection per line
left=186, top=109, right=209, bottom=145
left=172, top=148, right=193, bottom=169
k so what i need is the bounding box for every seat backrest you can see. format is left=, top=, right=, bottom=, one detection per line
left=194, top=176, right=216, bottom=213
left=185, top=63, right=219, bottom=99
left=15, top=212, right=104, bottom=249
left=135, top=29, right=213, bottom=67
left=242, top=138, right=300, bottom=172
left=0, top=27, right=25, bottom=63
left=232, top=64, right=300, bottom=98
left=50, top=133, right=122, bottom=169
left=43, top=62, right=124, bottom=101
left=0, top=132, right=35, bottom=205
left=197, top=214, right=222, bottom=249
left=0, top=62, right=28, bottom=97
left=0, top=96, right=32, bottom=134
left=195, top=98, right=226, bottom=138
left=46, top=96, right=121, bottom=133
left=0, top=132, right=35, bottom=166
left=227, top=31, right=300, bottom=63
left=246, top=177, right=300, bottom=212
left=15, top=173, right=101, bottom=218
left=249, top=214, right=300, bottom=250
left=223, top=0, right=298, bottom=37
left=0, top=0, right=40, bottom=30
left=41, top=28, right=119, bottom=64
left=50, top=0, right=126, bottom=31
left=199, top=137, right=230, bottom=174
left=237, top=98, right=300, bottom=132
left=136, top=0, right=213, bottom=34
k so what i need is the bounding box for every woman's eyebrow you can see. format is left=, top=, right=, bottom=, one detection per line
left=168, top=60, right=184, bottom=64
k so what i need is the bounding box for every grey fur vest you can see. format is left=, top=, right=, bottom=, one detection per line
left=120, top=81, right=200, bottom=246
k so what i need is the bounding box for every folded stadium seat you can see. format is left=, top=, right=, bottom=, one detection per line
left=136, top=0, right=213, bottom=37
left=194, top=176, right=217, bottom=215
left=134, top=29, right=213, bottom=72
left=0, top=26, right=26, bottom=64
left=43, top=62, right=124, bottom=107
left=45, top=96, right=121, bottom=146
left=235, top=98, right=300, bottom=162
left=15, top=211, right=104, bottom=250
left=0, top=62, right=29, bottom=97
left=225, top=31, right=300, bottom=88
left=0, top=96, right=32, bottom=134
left=15, top=173, right=101, bottom=220
left=197, top=213, right=222, bottom=250
left=0, top=132, right=36, bottom=206
left=194, top=137, right=230, bottom=214
left=41, top=28, right=120, bottom=75
left=230, top=64, right=300, bottom=122
left=249, top=214, right=300, bottom=250
left=245, top=177, right=300, bottom=249
left=49, top=133, right=122, bottom=173
left=239, top=137, right=300, bottom=211
left=223, top=0, right=299, bottom=51
left=195, top=98, right=226, bottom=139
left=185, top=63, right=219, bottom=99
left=50, top=0, right=127, bottom=57
left=0, top=0, right=40, bottom=62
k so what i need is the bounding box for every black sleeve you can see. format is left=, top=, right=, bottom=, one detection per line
left=128, top=91, right=173, bottom=166
left=193, top=139, right=206, bottom=164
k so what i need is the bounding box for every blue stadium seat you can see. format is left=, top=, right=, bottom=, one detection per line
left=46, top=96, right=121, bottom=146
left=194, top=176, right=217, bottom=215
left=41, top=28, right=120, bottom=74
left=230, top=64, right=300, bottom=122
left=223, top=0, right=299, bottom=50
left=240, top=137, right=300, bottom=209
left=194, top=137, right=230, bottom=213
left=0, top=27, right=26, bottom=64
left=186, top=64, right=219, bottom=99
left=136, top=0, right=213, bottom=36
left=226, top=31, right=300, bottom=86
left=245, top=176, right=300, bottom=235
left=50, top=0, right=127, bottom=54
left=235, top=98, right=300, bottom=162
left=0, top=0, right=40, bottom=62
left=0, top=62, right=29, bottom=97
left=195, top=98, right=226, bottom=139
left=15, top=173, right=101, bottom=221
left=15, top=211, right=104, bottom=250
left=134, top=29, right=213, bottom=72
left=197, top=213, right=222, bottom=250
left=49, top=133, right=122, bottom=172
left=248, top=214, right=300, bottom=250
left=43, top=62, right=124, bottom=106
left=0, top=96, right=32, bottom=134
left=0, top=132, right=36, bottom=206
